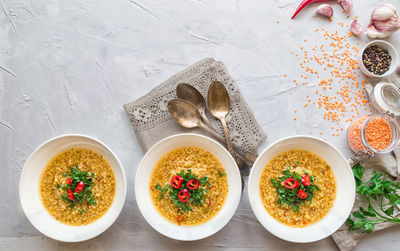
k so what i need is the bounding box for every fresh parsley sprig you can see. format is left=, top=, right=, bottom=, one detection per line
left=347, top=163, right=400, bottom=233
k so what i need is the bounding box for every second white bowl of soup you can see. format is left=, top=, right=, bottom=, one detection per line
left=135, top=133, right=242, bottom=241
left=248, top=135, right=355, bottom=243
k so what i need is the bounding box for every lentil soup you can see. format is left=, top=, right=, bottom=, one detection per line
left=150, top=146, right=228, bottom=226
left=40, top=148, right=116, bottom=226
left=259, top=149, right=336, bottom=227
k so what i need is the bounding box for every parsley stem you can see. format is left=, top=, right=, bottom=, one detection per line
left=364, top=196, right=399, bottom=222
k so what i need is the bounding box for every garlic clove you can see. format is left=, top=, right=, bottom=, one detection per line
left=338, top=0, right=353, bottom=17
left=366, top=24, right=393, bottom=38
left=367, top=4, right=400, bottom=38
left=371, top=5, right=395, bottom=21
left=383, top=4, right=398, bottom=13
left=373, top=16, right=400, bottom=32
left=350, top=19, right=364, bottom=35
left=315, top=4, right=334, bottom=19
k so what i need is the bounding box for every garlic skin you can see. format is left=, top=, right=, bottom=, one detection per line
left=367, top=4, right=400, bottom=38
left=366, top=25, right=393, bottom=38
left=397, top=65, right=400, bottom=75
left=338, top=0, right=353, bottom=17
left=315, top=4, right=334, bottom=19
left=350, top=19, right=364, bottom=35
left=371, top=4, right=395, bottom=21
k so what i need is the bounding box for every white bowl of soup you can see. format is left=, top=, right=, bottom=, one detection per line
left=19, top=134, right=127, bottom=242
left=248, top=135, right=355, bottom=243
left=135, top=133, right=242, bottom=241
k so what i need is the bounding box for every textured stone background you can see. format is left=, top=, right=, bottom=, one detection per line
left=1, top=0, right=399, bottom=250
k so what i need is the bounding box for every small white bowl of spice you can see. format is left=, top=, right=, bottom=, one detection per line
left=360, top=40, right=398, bottom=78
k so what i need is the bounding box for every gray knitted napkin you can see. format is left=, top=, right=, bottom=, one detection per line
left=332, top=75, right=400, bottom=251
left=123, top=58, right=266, bottom=156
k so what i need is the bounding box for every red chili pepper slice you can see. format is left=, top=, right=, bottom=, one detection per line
left=75, top=181, right=85, bottom=193
left=178, top=189, right=190, bottom=202
left=171, top=175, right=184, bottom=189
left=283, top=178, right=299, bottom=189
left=67, top=189, right=74, bottom=201
left=66, top=178, right=72, bottom=185
left=187, top=179, right=199, bottom=190
left=298, top=189, right=308, bottom=199
left=301, top=174, right=311, bottom=186
left=291, top=0, right=333, bottom=19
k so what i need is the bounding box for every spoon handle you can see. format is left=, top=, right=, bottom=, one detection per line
left=220, top=117, right=234, bottom=154
left=219, top=118, right=250, bottom=176
left=199, top=111, right=216, bottom=133
left=199, top=120, right=258, bottom=164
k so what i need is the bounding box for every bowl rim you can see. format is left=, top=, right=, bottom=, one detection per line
left=359, top=40, right=398, bottom=78
left=135, top=133, right=242, bottom=241
left=18, top=133, right=127, bottom=242
left=248, top=135, right=355, bottom=243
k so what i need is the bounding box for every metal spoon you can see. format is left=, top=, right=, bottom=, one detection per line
left=176, top=83, right=258, bottom=164
left=167, top=99, right=250, bottom=176
left=207, top=81, right=251, bottom=176
left=177, top=83, right=215, bottom=130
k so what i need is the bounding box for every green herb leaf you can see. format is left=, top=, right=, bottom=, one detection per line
left=217, top=170, right=226, bottom=177
left=270, top=165, right=319, bottom=212
left=347, top=163, right=400, bottom=234
left=57, top=165, right=97, bottom=213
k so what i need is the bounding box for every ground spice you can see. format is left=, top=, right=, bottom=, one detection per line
left=362, top=45, right=391, bottom=75
left=347, top=116, right=392, bottom=152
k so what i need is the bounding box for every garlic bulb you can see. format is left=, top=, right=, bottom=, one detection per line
left=350, top=19, right=364, bottom=35
left=316, top=4, right=334, bottom=19
left=338, top=0, right=353, bottom=17
left=367, top=4, right=400, bottom=38
left=371, top=4, right=395, bottom=21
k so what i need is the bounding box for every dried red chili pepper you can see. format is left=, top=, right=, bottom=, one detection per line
left=291, top=0, right=333, bottom=19
left=75, top=181, right=84, bottom=193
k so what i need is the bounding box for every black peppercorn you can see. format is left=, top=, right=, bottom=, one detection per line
left=362, top=45, right=392, bottom=75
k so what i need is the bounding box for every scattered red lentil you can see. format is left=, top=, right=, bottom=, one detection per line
left=291, top=25, right=371, bottom=136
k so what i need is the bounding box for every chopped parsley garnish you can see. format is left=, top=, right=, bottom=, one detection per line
left=155, top=169, right=212, bottom=213
left=217, top=170, right=227, bottom=177
left=270, top=166, right=319, bottom=212
left=58, top=165, right=97, bottom=213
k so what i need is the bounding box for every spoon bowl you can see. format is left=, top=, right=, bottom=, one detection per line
left=208, top=81, right=250, bottom=176
left=177, top=83, right=216, bottom=130
left=208, top=81, right=231, bottom=119
left=167, top=99, right=201, bottom=129
left=168, top=98, right=250, bottom=176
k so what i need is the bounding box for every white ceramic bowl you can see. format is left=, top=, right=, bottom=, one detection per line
left=359, top=40, right=398, bottom=78
left=19, top=134, right=127, bottom=242
left=135, top=133, right=241, bottom=241
left=248, top=136, right=355, bottom=243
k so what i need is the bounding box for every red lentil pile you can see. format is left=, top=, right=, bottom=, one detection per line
left=365, top=117, right=391, bottom=150
left=291, top=23, right=372, bottom=136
